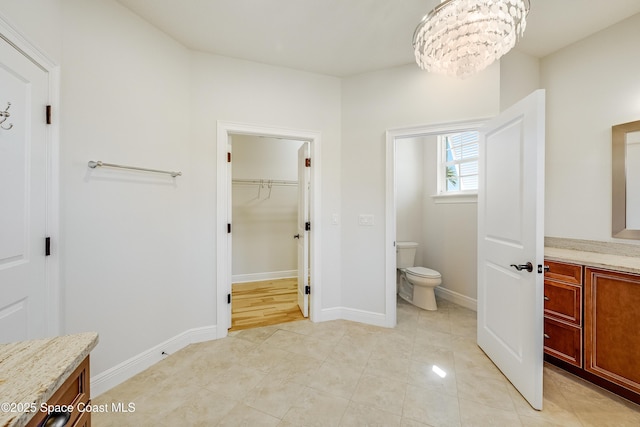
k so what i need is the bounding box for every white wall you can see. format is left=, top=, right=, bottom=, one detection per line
left=422, top=137, right=478, bottom=300
left=396, top=137, right=425, bottom=261
left=231, top=135, right=302, bottom=278
left=500, top=49, right=541, bottom=111
left=341, top=63, right=500, bottom=314
left=396, top=135, right=479, bottom=301
left=60, top=0, right=194, bottom=375
left=0, top=0, right=62, bottom=63
left=1, top=0, right=342, bottom=382
left=542, top=13, right=640, bottom=242
left=189, top=52, right=343, bottom=313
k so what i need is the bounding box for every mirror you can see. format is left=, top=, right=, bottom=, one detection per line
left=612, top=120, right=640, bottom=239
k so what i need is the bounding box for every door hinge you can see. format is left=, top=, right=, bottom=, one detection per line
left=305, top=158, right=311, bottom=167
left=227, top=223, right=231, bottom=234
left=46, top=105, right=52, bottom=125
left=227, top=152, right=231, bottom=163
left=305, top=222, right=311, bottom=231
left=45, top=237, right=51, bottom=256
left=305, top=285, right=310, bottom=295
left=227, top=293, right=231, bottom=304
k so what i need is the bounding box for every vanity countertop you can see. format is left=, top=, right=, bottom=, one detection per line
left=545, top=246, right=640, bottom=275
left=0, top=332, right=98, bottom=427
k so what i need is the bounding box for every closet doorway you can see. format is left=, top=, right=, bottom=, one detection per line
left=229, top=135, right=308, bottom=330
left=216, top=121, right=322, bottom=336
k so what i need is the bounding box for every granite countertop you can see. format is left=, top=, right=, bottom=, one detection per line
left=545, top=237, right=640, bottom=275
left=0, top=332, right=98, bottom=427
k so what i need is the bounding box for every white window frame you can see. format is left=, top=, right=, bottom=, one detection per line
left=435, top=131, right=479, bottom=204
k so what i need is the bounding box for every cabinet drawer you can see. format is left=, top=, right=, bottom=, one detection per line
left=544, top=260, right=582, bottom=285
left=71, top=408, right=90, bottom=427
left=544, top=280, right=581, bottom=325
left=544, top=318, right=582, bottom=367
left=26, top=356, right=90, bottom=427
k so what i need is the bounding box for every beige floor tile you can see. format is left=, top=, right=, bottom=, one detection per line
left=279, top=386, right=350, bottom=427
left=340, top=401, right=402, bottom=426
left=365, top=353, right=410, bottom=381
left=407, top=359, right=457, bottom=396
left=351, top=374, right=407, bottom=416
left=266, top=351, right=324, bottom=385
left=326, top=337, right=373, bottom=368
left=235, top=342, right=292, bottom=373
left=307, top=359, right=363, bottom=399
left=574, top=410, right=640, bottom=427
left=373, top=330, right=415, bottom=359
left=230, top=324, right=279, bottom=344
left=201, top=364, right=267, bottom=400
left=403, top=384, right=461, bottom=427
left=91, top=298, right=640, bottom=426
left=456, top=372, right=515, bottom=412
left=400, top=418, right=435, bottom=427
left=459, top=397, right=522, bottom=427
left=243, top=376, right=305, bottom=418
left=151, top=387, right=239, bottom=426
left=218, top=403, right=281, bottom=427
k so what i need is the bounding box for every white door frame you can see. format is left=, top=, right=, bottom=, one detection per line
left=216, top=121, right=322, bottom=336
left=0, top=14, right=61, bottom=337
left=385, top=119, right=488, bottom=327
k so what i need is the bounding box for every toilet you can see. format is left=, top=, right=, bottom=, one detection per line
left=396, top=241, right=442, bottom=311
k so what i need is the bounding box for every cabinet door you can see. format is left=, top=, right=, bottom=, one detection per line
left=585, top=268, right=640, bottom=394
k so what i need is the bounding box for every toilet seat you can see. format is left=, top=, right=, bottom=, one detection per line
left=406, top=266, right=441, bottom=279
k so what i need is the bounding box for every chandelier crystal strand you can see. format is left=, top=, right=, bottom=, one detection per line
left=413, top=0, right=529, bottom=78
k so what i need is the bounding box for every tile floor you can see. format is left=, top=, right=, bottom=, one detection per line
left=93, top=298, right=640, bottom=426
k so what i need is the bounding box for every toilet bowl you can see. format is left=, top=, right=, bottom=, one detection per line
left=396, top=241, right=442, bottom=311
left=402, top=266, right=441, bottom=311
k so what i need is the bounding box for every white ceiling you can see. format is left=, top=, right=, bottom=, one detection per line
left=116, top=0, right=640, bottom=77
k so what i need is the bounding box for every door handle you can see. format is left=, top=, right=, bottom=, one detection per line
left=510, top=262, right=533, bottom=273
left=293, top=234, right=300, bottom=239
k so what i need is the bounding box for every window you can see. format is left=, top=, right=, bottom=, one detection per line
left=438, top=131, right=479, bottom=195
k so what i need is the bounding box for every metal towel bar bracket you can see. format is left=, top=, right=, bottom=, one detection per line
left=88, top=160, right=182, bottom=178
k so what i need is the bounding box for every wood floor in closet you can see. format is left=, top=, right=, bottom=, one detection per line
left=230, top=277, right=305, bottom=331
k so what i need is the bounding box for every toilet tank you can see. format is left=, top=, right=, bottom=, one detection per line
left=396, top=241, right=418, bottom=268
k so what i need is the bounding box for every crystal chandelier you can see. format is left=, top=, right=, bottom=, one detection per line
left=413, top=0, right=530, bottom=78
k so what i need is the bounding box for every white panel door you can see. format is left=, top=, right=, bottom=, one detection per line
left=0, top=38, right=49, bottom=343
left=297, top=143, right=309, bottom=317
left=477, top=90, right=545, bottom=410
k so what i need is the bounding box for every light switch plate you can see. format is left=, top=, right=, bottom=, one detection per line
left=358, top=214, right=375, bottom=226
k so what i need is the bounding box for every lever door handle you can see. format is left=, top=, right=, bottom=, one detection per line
left=510, top=262, right=533, bottom=273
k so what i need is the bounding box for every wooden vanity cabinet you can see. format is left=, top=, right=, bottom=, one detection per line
left=584, top=268, right=640, bottom=395
left=543, top=260, right=583, bottom=367
left=26, top=356, right=91, bottom=427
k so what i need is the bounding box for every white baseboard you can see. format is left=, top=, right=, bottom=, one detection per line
left=232, top=270, right=297, bottom=283
left=319, top=307, right=391, bottom=328
left=91, top=325, right=217, bottom=397
left=436, top=287, right=477, bottom=311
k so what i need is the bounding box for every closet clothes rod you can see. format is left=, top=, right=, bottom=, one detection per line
left=88, top=160, right=182, bottom=177
left=232, top=179, right=298, bottom=186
